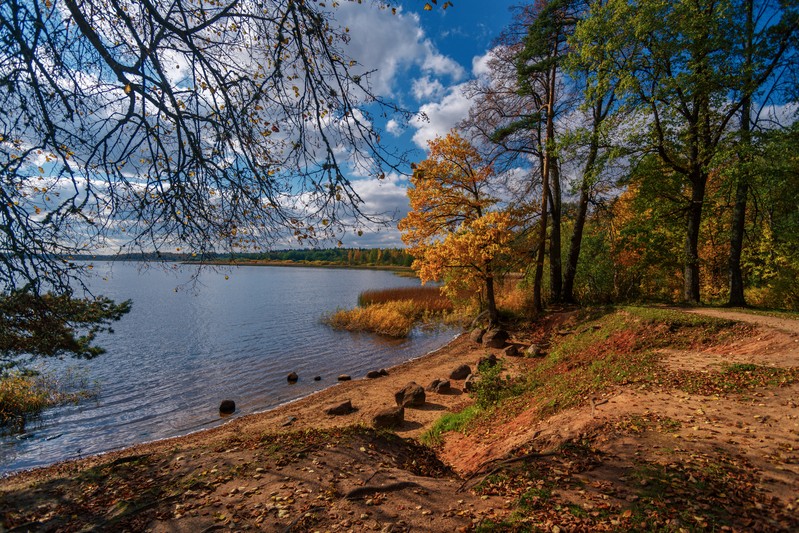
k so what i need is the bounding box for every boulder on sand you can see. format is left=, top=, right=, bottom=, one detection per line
left=449, top=364, right=472, bottom=380
left=366, top=370, right=383, bottom=379
left=372, top=406, right=404, bottom=429
left=483, top=328, right=510, bottom=348
left=325, top=400, right=355, bottom=416
left=464, top=374, right=478, bottom=392
left=426, top=378, right=451, bottom=394
left=338, top=374, right=351, bottom=381
left=469, top=328, right=486, bottom=343
left=394, top=382, right=426, bottom=407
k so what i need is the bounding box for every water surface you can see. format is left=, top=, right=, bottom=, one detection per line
left=1, top=263, right=456, bottom=474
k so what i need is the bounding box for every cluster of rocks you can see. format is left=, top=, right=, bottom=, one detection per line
left=218, top=327, right=546, bottom=425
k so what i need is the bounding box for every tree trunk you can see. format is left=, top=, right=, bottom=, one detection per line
left=485, top=273, right=499, bottom=326
left=549, top=156, right=563, bottom=302
left=728, top=0, right=753, bottom=308
left=684, top=173, right=707, bottom=304
left=563, top=114, right=601, bottom=303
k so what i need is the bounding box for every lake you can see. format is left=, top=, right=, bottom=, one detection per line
left=0, top=262, right=458, bottom=475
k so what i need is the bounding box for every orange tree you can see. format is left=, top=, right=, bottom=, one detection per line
left=398, top=132, right=514, bottom=325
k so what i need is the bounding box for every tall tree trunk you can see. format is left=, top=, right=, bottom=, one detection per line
left=533, top=57, right=558, bottom=313
left=684, top=172, right=707, bottom=304
left=728, top=0, right=753, bottom=307
left=549, top=156, right=563, bottom=302
left=562, top=143, right=597, bottom=303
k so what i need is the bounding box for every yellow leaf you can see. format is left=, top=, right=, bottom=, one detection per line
left=424, top=4, right=432, bottom=11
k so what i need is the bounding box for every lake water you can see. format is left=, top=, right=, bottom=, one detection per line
left=0, top=262, right=457, bottom=475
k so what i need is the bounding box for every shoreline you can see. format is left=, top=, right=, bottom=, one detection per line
left=181, top=260, right=415, bottom=273
left=1, top=330, right=489, bottom=482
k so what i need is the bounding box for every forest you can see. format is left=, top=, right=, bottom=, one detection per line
left=400, top=0, right=799, bottom=318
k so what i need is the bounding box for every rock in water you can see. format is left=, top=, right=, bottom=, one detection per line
left=449, top=364, right=472, bottom=380
left=373, top=406, right=404, bottom=429
left=483, top=329, right=509, bottom=348
left=394, top=382, right=426, bottom=407
left=338, top=374, right=351, bottom=381
left=219, top=400, right=236, bottom=415
left=314, top=376, right=322, bottom=381
left=287, top=372, right=299, bottom=383
left=325, top=400, right=355, bottom=416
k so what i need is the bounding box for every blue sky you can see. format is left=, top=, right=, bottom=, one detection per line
left=330, top=0, right=519, bottom=248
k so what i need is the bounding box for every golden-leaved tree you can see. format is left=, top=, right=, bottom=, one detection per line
left=398, top=132, right=514, bottom=325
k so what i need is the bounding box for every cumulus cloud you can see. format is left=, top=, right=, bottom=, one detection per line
left=412, top=76, right=446, bottom=101
left=334, top=4, right=464, bottom=96
left=411, top=84, right=473, bottom=149
left=386, top=119, right=404, bottom=136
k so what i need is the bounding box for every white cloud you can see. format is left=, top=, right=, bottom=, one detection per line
left=412, top=76, right=445, bottom=101
left=411, top=84, right=473, bottom=149
left=386, top=119, right=404, bottom=136
left=334, top=4, right=464, bottom=96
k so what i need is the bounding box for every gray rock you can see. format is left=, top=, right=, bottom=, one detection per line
left=282, top=416, right=297, bottom=427
left=469, top=328, right=486, bottom=343
left=483, top=328, right=510, bottom=348
left=366, top=370, right=383, bottom=379
left=394, top=382, right=426, bottom=407
left=287, top=372, right=299, bottom=383
left=478, top=353, right=499, bottom=369
left=526, top=344, right=544, bottom=357
left=449, top=364, right=472, bottom=380
left=425, top=378, right=451, bottom=393
left=504, top=345, right=520, bottom=357
left=338, top=374, right=351, bottom=381
left=219, top=400, right=236, bottom=415
left=434, top=379, right=451, bottom=394
left=464, top=374, right=477, bottom=392
left=325, top=400, right=355, bottom=416
left=372, top=406, right=404, bottom=429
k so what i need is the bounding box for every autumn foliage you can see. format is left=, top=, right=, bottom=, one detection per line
left=399, top=133, right=516, bottom=324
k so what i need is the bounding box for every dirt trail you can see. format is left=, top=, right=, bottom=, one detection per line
left=685, top=307, right=799, bottom=335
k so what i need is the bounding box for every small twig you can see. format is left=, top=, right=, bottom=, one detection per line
left=344, top=481, right=422, bottom=500
left=590, top=397, right=609, bottom=418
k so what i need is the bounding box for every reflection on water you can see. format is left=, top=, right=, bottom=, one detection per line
left=1, top=263, right=457, bottom=474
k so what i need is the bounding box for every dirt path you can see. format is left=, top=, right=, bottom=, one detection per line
left=685, top=307, right=799, bottom=335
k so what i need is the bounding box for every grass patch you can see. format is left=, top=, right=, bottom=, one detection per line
left=664, top=363, right=799, bottom=395
left=420, top=405, right=481, bottom=446
left=358, top=286, right=452, bottom=311
left=0, top=368, right=98, bottom=433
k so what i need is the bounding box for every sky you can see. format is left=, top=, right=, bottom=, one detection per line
left=328, top=0, right=520, bottom=249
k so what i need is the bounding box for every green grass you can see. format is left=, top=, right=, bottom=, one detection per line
left=420, top=405, right=481, bottom=446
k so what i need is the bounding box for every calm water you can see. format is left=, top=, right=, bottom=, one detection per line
left=0, top=262, right=457, bottom=475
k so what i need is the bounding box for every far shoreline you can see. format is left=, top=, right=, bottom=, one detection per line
left=181, top=259, right=415, bottom=273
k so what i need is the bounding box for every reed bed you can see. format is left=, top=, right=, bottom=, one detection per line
left=326, top=286, right=453, bottom=337
left=358, top=286, right=453, bottom=312
left=0, top=370, right=97, bottom=433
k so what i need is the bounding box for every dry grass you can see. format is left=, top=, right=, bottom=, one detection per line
left=326, top=286, right=453, bottom=337
left=358, top=286, right=453, bottom=312
left=0, top=369, right=98, bottom=433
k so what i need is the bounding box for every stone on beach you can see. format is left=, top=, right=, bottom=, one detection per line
left=449, top=364, right=472, bottom=380
left=394, top=382, right=426, bottom=407
left=372, top=406, right=404, bottom=429
left=325, top=400, right=355, bottom=416
left=482, top=328, right=509, bottom=348
left=338, top=374, right=351, bottom=381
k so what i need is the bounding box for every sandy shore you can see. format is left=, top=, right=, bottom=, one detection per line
left=9, top=330, right=518, bottom=480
